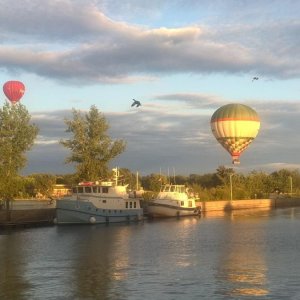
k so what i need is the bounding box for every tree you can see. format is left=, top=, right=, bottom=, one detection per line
left=0, top=103, right=38, bottom=217
left=216, top=165, right=235, bottom=185
left=118, top=168, right=139, bottom=191
left=29, top=174, right=56, bottom=198
left=60, top=105, right=126, bottom=181
left=141, top=173, right=167, bottom=192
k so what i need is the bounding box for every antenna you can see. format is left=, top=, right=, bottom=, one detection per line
left=159, top=167, right=162, bottom=188
left=112, top=167, right=119, bottom=185
left=136, top=171, right=139, bottom=191
left=173, top=167, right=176, bottom=184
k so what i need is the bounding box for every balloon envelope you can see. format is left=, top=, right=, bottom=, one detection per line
left=3, top=81, right=25, bottom=104
left=210, top=103, right=260, bottom=164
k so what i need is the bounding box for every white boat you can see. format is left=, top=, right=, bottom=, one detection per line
left=55, top=169, right=143, bottom=224
left=147, top=184, right=200, bottom=217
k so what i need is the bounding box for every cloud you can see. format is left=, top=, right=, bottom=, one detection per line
left=23, top=94, right=300, bottom=175
left=1, top=0, right=300, bottom=83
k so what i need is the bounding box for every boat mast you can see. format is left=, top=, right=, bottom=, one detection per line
left=173, top=167, right=176, bottom=184
left=113, top=167, right=119, bottom=185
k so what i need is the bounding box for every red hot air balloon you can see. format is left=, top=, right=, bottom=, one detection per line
left=3, top=81, right=25, bottom=104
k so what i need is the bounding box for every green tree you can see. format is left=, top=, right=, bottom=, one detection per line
left=60, top=105, right=126, bottom=181
left=216, top=165, right=235, bottom=185
left=0, top=103, right=38, bottom=216
left=269, top=169, right=294, bottom=194
left=118, top=168, right=140, bottom=191
left=55, top=173, right=78, bottom=186
left=29, top=174, right=56, bottom=198
left=141, top=173, right=167, bottom=192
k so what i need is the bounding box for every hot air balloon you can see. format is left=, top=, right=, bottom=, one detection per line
left=3, top=80, right=25, bottom=104
left=210, top=103, right=260, bottom=164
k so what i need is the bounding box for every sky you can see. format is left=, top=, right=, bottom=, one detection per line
left=1, top=0, right=300, bottom=176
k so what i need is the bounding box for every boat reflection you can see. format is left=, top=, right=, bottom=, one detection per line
left=68, top=224, right=141, bottom=299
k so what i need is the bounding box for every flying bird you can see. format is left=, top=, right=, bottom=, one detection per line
left=252, top=77, right=259, bottom=82
left=131, top=99, right=141, bottom=107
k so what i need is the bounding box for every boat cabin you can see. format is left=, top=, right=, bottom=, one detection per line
left=71, top=181, right=129, bottom=199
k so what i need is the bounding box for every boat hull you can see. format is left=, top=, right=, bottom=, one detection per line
left=55, top=200, right=143, bottom=224
left=147, top=203, right=200, bottom=218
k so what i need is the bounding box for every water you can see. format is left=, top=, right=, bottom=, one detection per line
left=1, top=207, right=300, bottom=300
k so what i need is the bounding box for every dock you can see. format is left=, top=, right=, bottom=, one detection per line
left=0, top=200, right=56, bottom=228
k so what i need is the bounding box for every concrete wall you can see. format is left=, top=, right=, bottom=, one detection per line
left=0, top=208, right=55, bottom=224
left=197, top=197, right=300, bottom=212
left=274, top=197, right=300, bottom=208
left=198, top=199, right=273, bottom=212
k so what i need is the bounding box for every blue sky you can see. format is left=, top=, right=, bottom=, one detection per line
left=1, top=0, right=300, bottom=176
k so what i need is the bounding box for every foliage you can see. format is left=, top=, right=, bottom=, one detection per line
left=141, top=173, right=168, bottom=192
left=117, top=168, right=141, bottom=191
left=142, top=191, right=158, bottom=201
left=60, top=105, right=126, bottom=181
left=0, top=102, right=38, bottom=199
left=139, top=166, right=300, bottom=201
left=29, top=174, right=56, bottom=198
left=55, top=174, right=79, bottom=186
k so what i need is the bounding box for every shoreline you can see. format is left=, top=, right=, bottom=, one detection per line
left=1, top=197, right=300, bottom=228
left=197, top=196, right=300, bottom=212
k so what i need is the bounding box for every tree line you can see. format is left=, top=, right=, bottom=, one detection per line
left=0, top=103, right=299, bottom=202
left=104, top=166, right=300, bottom=201
left=9, top=166, right=300, bottom=201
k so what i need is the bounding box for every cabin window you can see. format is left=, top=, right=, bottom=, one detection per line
left=134, top=202, right=136, bottom=208
left=85, top=187, right=92, bottom=193
left=102, top=200, right=107, bottom=203
left=126, top=202, right=128, bottom=208
left=188, top=201, right=193, bottom=207
left=181, top=201, right=184, bottom=206
left=78, top=187, right=84, bottom=193
left=93, top=187, right=98, bottom=193
left=171, top=186, right=175, bottom=192
left=72, top=187, right=77, bottom=193
left=102, top=187, right=109, bottom=193
left=130, top=202, right=132, bottom=208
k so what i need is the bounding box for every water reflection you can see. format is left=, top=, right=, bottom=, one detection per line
left=57, top=225, right=133, bottom=299
left=202, top=208, right=272, bottom=220
left=215, top=212, right=269, bottom=297
left=0, top=232, right=31, bottom=300
left=1, top=208, right=300, bottom=299
left=173, top=217, right=200, bottom=268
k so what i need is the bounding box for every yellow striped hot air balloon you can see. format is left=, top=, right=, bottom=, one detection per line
left=210, top=103, right=260, bottom=164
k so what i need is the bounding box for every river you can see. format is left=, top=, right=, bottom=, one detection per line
left=1, top=207, right=300, bottom=300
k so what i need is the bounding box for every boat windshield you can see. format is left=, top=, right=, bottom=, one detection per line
left=162, top=185, right=186, bottom=193
left=73, top=186, right=111, bottom=194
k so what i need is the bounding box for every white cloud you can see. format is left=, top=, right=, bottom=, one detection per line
left=1, top=1, right=300, bottom=83
left=23, top=94, right=300, bottom=175
left=1, top=1, right=300, bottom=175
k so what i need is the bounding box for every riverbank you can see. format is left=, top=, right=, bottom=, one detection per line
left=197, top=196, right=300, bottom=212
left=0, top=200, right=56, bottom=228
left=1, top=196, right=300, bottom=228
